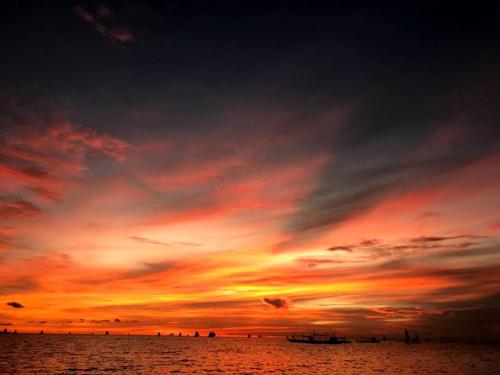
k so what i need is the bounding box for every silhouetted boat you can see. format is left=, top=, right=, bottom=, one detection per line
left=414, top=331, right=420, bottom=344
left=356, top=337, right=380, bottom=343
left=405, top=328, right=420, bottom=344
left=194, top=331, right=200, bottom=337
left=105, top=330, right=109, bottom=335
left=208, top=330, right=216, bottom=338
left=287, top=332, right=350, bottom=344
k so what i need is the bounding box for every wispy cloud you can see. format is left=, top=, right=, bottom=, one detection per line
left=75, top=4, right=135, bottom=45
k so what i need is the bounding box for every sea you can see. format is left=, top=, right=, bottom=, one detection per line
left=0, top=335, right=499, bottom=374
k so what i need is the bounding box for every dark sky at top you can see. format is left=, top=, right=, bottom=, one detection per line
left=1, top=1, right=497, bottom=135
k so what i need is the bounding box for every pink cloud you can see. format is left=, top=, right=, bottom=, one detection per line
left=75, top=5, right=135, bottom=45
left=490, top=223, right=500, bottom=232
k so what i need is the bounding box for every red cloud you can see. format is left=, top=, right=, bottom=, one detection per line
left=489, top=223, right=500, bottom=232
left=75, top=5, right=135, bottom=45
left=0, top=197, right=42, bottom=220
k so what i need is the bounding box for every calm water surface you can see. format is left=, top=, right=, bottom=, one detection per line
left=0, top=335, right=498, bottom=374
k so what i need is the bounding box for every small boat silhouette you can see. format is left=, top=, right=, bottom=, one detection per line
left=287, top=332, right=350, bottom=344
left=208, top=330, right=216, bottom=338
left=405, top=328, right=420, bottom=344
left=356, top=337, right=380, bottom=343
left=194, top=331, right=200, bottom=337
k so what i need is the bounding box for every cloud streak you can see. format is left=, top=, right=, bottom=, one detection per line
left=75, top=4, right=135, bottom=45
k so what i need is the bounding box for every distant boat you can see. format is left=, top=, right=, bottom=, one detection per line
left=287, top=332, right=350, bottom=344
left=105, top=331, right=109, bottom=336
left=157, top=332, right=161, bottom=336
left=414, top=331, right=420, bottom=344
left=40, top=330, right=44, bottom=335
left=208, top=331, right=216, bottom=338
left=194, top=331, right=200, bottom=337
left=356, top=337, right=380, bottom=343
left=405, top=328, right=420, bottom=344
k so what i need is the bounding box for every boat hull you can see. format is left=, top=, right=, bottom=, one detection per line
left=287, top=338, right=350, bottom=344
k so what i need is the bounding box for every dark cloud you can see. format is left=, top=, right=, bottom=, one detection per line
left=263, top=297, right=289, bottom=309
left=303, top=236, right=491, bottom=268
left=70, top=318, right=139, bottom=324
left=359, top=239, right=381, bottom=246
left=125, top=261, right=175, bottom=278
left=6, top=301, right=24, bottom=309
left=0, top=196, right=42, bottom=220
left=129, top=236, right=171, bottom=247
left=328, top=246, right=353, bottom=252
left=410, top=235, right=484, bottom=243
left=0, top=278, right=39, bottom=295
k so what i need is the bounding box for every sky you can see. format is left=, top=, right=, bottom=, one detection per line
left=0, top=1, right=499, bottom=339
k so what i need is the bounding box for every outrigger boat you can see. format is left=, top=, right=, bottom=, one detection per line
left=287, top=332, right=350, bottom=344
left=356, top=337, right=380, bottom=343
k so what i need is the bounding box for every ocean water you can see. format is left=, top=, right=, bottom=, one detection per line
left=0, top=335, right=498, bottom=374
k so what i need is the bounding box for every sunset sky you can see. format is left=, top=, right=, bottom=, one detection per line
left=1, top=1, right=499, bottom=338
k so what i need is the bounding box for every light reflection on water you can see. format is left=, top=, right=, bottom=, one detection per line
left=0, top=335, right=499, bottom=374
